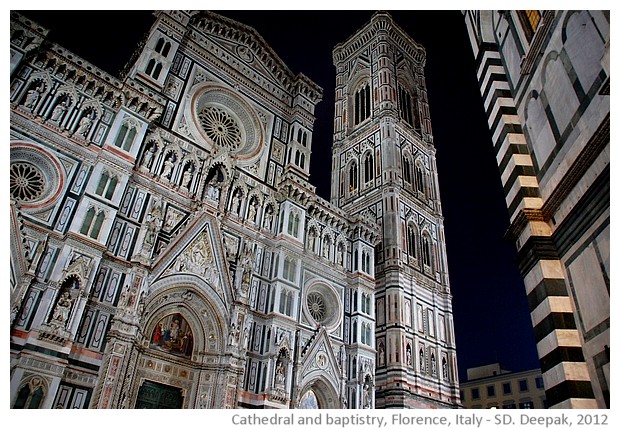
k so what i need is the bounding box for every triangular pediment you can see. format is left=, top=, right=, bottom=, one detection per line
left=298, top=326, right=343, bottom=383
left=150, top=213, right=233, bottom=306
left=189, top=11, right=298, bottom=93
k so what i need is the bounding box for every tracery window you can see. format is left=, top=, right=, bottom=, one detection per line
left=422, top=235, right=432, bottom=268
left=10, top=162, right=44, bottom=202
left=114, top=122, right=137, bottom=151
left=398, top=85, right=414, bottom=126
left=13, top=379, right=45, bottom=409
left=145, top=58, right=163, bottom=80
left=348, top=161, right=358, bottom=192
left=154, top=37, right=171, bottom=57
left=95, top=171, right=118, bottom=200
left=279, top=288, right=294, bottom=316
left=415, top=163, right=426, bottom=195
left=403, top=154, right=412, bottom=184
left=198, top=106, right=242, bottom=151
left=363, top=151, right=374, bottom=183
left=407, top=224, right=417, bottom=257
left=80, top=207, right=105, bottom=240
left=354, top=82, right=371, bottom=125
left=307, top=291, right=327, bottom=323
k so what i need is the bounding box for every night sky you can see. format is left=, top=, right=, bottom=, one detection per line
left=17, top=10, right=541, bottom=382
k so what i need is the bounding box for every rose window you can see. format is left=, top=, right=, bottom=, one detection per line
left=198, top=106, right=242, bottom=150
left=10, top=162, right=45, bottom=202
left=307, top=291, right=327, bottom=323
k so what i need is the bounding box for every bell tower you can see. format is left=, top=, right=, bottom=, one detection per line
left=331, top=12, right=460, bottom=408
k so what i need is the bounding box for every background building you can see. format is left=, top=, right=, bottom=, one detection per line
left=9, top=10, right=459, bottom=409
left=463, top=11, right=610, bottom=408
left=460, top=363, right=547, bottom=409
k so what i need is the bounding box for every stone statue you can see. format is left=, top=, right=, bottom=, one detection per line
left=23, top=87, right=41, bottom=109
left=248, top=200, right=257, bottom=222
left=52, top=291, right=73, bottom=325
left=142, top=146, right=156, bottom=169
left=51, top=100, right=68, bottom=122
left=275, top=359, right=286, bottom=386
left=162, top=156, right=174, bottom=179
left=181, top=168, right=193, bottom=188
left=76, top=113, right=93, bottom=138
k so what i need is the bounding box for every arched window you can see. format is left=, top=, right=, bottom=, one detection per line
left=403, top=154, right=412, bottom=184
left=407, top=224, right=417, bottom=257
left=91, top=211, right=105, bottom=239
left=279, top=289, right=288, bottom=314
left=114, top=122, right=137, bottom=152
left=287, top=211, right=300, bottom=237
left=352, top=320, right=357, bottom=342
left=348, top=162, right=358, bottom=193
left=162, top=41, right=171, bottom=57
left=95, top=171, right=118, bottom=200
left=398, top=85, right=414, bottom=126
left=422, top=235, right=432, bottom=267
left=415, top=163, right=425, bottom=195
left=80, top=207, right=105, bottom=239
left=13, top=379, right=45, bottom=409
left=153, top=63, right=163, bottom=80
left=80, top=207, right=95, bottom=235
left=155, top=38, right=164, bottom=53
left=145, top=58, right=163, bottom=79
left=145, top=58, right=156, bottom=75
left=354, top=82, right=371, bottom=125
left=363, top=152, right=374, bottom=183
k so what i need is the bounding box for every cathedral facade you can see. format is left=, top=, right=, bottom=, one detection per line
left=463, top=11, right=609, bottom=408
left=9, top=11, right=459, bottom=409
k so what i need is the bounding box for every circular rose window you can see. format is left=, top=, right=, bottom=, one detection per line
left=307, top=292, right=327, bottom=323
left=10, top=162, right=45, bottom=202
left=304, top=282, right=341, bottom=330
left=188, top=83, right=264, bottom=161
left=10, top=143, right=63, bottom=209
left=198, top=106, right=242, bottom=150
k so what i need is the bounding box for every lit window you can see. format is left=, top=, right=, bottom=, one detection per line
left=518, top=10, right=542, bottom=42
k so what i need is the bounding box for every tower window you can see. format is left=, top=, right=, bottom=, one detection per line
left=363, top=152, right=374, bottom=183
left=415, top=163, right=426, bottom=195
left=398, top=85, right=414, bottom=126
left=407, top=224, right=417, bottom=257
left=354, top=82, right=371, bottom=125
left=403, top=154, right=412, bottom=184
left=348, top=161, right=358, bottom=192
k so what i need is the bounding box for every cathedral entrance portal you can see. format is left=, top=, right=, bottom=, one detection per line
left=135, top=380, right=183, bottom=409
left=299, top=390, right=319, bottom=408
left=297, top=378, right=339, bottom=409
